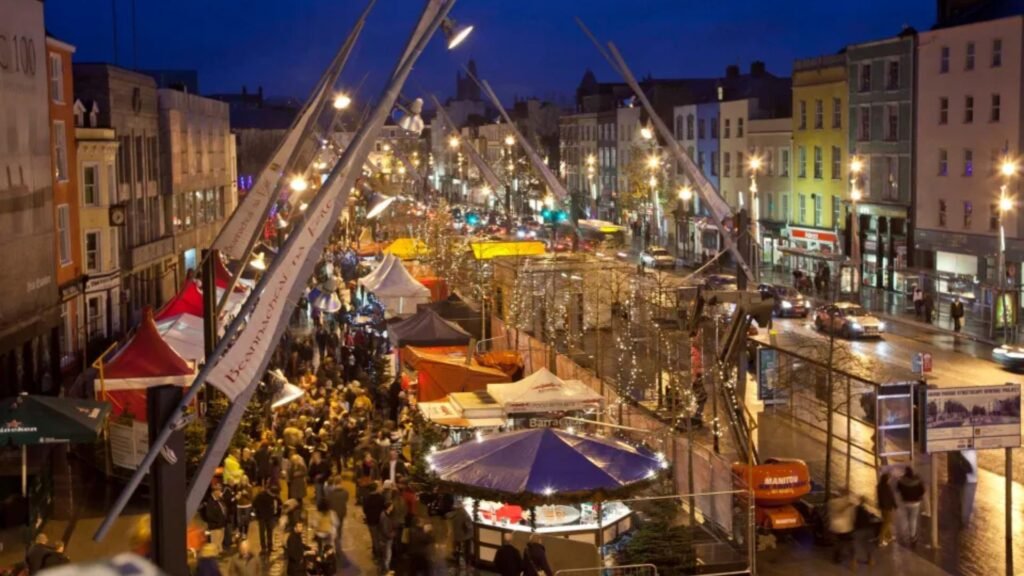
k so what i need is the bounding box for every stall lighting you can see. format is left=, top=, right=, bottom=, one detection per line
left=249, top=253, right=267, bottom=271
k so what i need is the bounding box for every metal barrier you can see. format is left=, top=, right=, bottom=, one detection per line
left=554, top=564, right=659, bottom=576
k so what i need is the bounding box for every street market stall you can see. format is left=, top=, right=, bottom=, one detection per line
left=384, top=237, right=428, bottom=260
left=427, top=428, right=665, bottom=565
left=358, top=256, right=430, bottom=315
left=417, top=293, right=483, bottom=339
left=401, top=345, right=508, bottom=402
left=487, top=368, right=604, bottom=427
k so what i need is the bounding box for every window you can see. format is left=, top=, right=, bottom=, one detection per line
left=832, top=196, right=841, bottom=227
left=814, top=99, right=823, bottom=129
left=147, top=136, right=158, bottom=181
left=883, top=156, right=898, bottom=199
left=798, top=101, right=807, bottom=130
left=991, top=203, right=1000, bottom=231
left=53, top=121, right=68, bottom=181
left=766, top=193, right=774, bottom=219
left=939, top=97, right=948, bottom=125
left=885, top=104, right=899, bottom=140
left=991, top=93, right=1001, bottom=122
left=698, top=118, right=706, bottom=139
left=135, top=135, right=144, bottom=183
left=697, top=151, right=705, bottom=172
left=993, top=38, right=1003, bottom=67
left=724, top=119, right=731, bottom=138
left=57, top=204, right=71, bottom=266
left=798, top=146, right=807, bottom=178
left=831, top=146, right=841, bottom=180
left=86, top=295, right=105, bottom=339
left=939, top=149, right=948, bottom=176
left=83, top=164, right=99, bottom=206
left=711, top=117, right=719, bottom=138
left=964, top=96, right=974, bottom=123
left=799, top=194, right=807, bottom=224
left=782, top=194, right=789, bottom=222
left=887, top=60, right=900, bottom=90
left=813, top=195, right=822, bottom=226
left=85, top=230, right=101, bottom=272
left=738, top=152, right=745, bottom=178
left=939, top=199, right=947, bottom=227
left=118, top=136, right=130, bottom=184
left=48, top=52, right=63, bottom=103
left=737, top=118, right=744, bottom=137
left=766, top=149, right=775, bottom=177
left=963, top=201, right=973, bottom=228
left=832, top=97, right=842, bottom=128
left=711, top=152, right=718, bottom=176
left=858, top=107, right=870, bottom=141
left=107, top=164, right=117, bottom=205
left=859, top=63, right=871, bottom=92
left=940, top=46, right=950, bottom=73
left=675, top=116, right=683, bottom=140
left=813, top=146, right=823, bottom=179
left=964, top=149, right=973, bottom=176
left=110, top=228, right=119, bottom=269
left=686, top=115, right=694, bottom=140
left=780, top=148, right=790, bottom=177
left=966, top=42, right=975, bottom=70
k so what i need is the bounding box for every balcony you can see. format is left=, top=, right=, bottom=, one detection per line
left=126, top=235, right=175, bottom=270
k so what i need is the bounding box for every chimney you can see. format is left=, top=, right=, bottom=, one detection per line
left=750, top=61, right=766, bottom=77
left=725, top=64, right=740, bottom=79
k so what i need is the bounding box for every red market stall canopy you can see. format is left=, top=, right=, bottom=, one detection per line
left=214, top=257, right=246, bottom=292
left=487, top=368, right=603, bottom=415
left=102, top=309, right=195, bottom=421
left=389, top=309, right=471, bottom=348
left=404, top=346, right=509, bottom=402
left=154, top=280, right=204, bottom=322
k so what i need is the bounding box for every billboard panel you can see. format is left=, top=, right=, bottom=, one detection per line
left=925, top=384, right=1021, bottom=452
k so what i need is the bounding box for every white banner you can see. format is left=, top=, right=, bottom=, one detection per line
left=212, top=82, right=329, bottom=261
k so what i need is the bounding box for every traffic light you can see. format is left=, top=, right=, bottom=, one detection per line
left=465, top=213, right=480, bottom=226
left=541, top=208, right=553, bottom=222
left=554, top=210, right=568, bottom=223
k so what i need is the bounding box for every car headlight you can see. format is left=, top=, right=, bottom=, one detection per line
left=877, top=321, right=886, bottom=331
left=849, top=322, right=862, bottom=330
left=780, top=301, right=793, bottom=309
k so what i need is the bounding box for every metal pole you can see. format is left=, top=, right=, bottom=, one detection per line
left=1007, top=447, right=1014, bottom=575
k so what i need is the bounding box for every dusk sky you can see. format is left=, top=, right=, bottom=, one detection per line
left=46, top=0, right=935, bottom=106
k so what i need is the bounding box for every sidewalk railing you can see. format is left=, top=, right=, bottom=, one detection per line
left=555, top=564, right=658, bottom=576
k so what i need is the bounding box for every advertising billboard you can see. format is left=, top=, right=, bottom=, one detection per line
left=925, top=384, right=1022, bottom=452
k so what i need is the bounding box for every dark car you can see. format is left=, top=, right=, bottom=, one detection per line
left=813, top=302, right=885, bottom=339
left=758, top=284, right=809, bottom=318
left=702, top=274, right=738, bottom=291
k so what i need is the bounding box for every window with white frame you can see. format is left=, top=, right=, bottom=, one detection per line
left=814, top=99, right=823, bottom=129
left=798, top=146, right=806, bottom=178
left=698, top=118, right=705, bottom=139
left=887, top=60, right=900, bottom=90
left=813, top=194, right=822, bottom=226
left=83, top=164, right=99, bottom=206
left=780, top=148, right=790, bottom=177
left=724, top=118, right=731, bottom=138
left=831, top=146, right=841, bottom=180
left=966, top=42, right=975, bottom=70
left=85, top=230, right=101, bottom=273
left=798, top=101, right=807, bottom=130
left=885, top=104, right=899, bottom=140
left=86, top=295, right=105, bottom=339
left=737, top=118, right=744, bottom=137
left=832, top=196, right=840, bottom=227
left=723, top=152, right=731, bottom=177
left=49, top=52, right=63, bottom=103
left=766, top=149, right=775, bottom=177
left=738, top=152, right=745, bottom=178
left=57, top=204, right=71, bottom=266
left=799, top=194, right=806, bottom=224
left=53, top=121, right=68, bottom=181
left=110, top=228, right=119, bottom=270
left=938, top=149, right=948, bottom=176
left=813, top=146, right=823, bottom=179
left=832, top=97, right=842, bottom=128
left=993, top=38, right=1003, bottom=67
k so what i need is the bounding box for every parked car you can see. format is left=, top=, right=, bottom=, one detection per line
left=813, top=302, right=885, bottom=339
left=640, top=247, right=675, bottom=269
left=758, top=284, right=809, bottom=318
left=701, top=274, right=738, bottom=291
left=993, top=345, right=1024, bottom=371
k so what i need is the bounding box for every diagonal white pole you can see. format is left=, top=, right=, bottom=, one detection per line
left=92, top=0, right=455, bottom=541
left=431, top=94, right=503, bottom=193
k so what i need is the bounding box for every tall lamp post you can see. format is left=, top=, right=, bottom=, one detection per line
left=586, top=153, right=597, bottom=219
left=646, top=153, right=661, bottom=249
left=678, top=185, right=693, bottom=261
left=748, top=156, right=762, bottom=282
left=849, top=156, right=864, bottom=293
left=447, top=134, right=460, bottom=202
left=998, top=159, right=1016, bottom=341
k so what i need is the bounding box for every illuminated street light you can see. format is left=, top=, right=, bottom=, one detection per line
left=1000, top=194, right=1014, bottom=213
left=586, top=154, right=596, bottom=167
left=382, top=143, right=391, bottom=152
left=332, top=93, right=351, bottom=110
left=748, top=156, right=762, bottom=172
left=646, top=154, right=660, bottom=170
left=678, top=186, right=693, bottom=202
left=442, top=17, right=473, bottom=50
left=640, top=125, right=653, bottom=140
left=648, top=175, right=657, bottom=187
left=289, top=176, right=308, bottom=193
left=249, top=252, right=267, bottom=271
left=1002, top=158, right=1018, bottom=178
left=544, top=194, right=555, bottom=209
left=850, top=156, right=864, bottom=175
left=448, top=135, right=460, bottom=149
left=504, top=134, right=515, bottom=147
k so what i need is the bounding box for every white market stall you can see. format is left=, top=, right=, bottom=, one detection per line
left=487, top=368, right=604, bottom=427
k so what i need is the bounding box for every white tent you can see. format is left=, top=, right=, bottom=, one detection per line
left=156, top=313, right=206, bottom=364
left=361, top=257, right=430, bottom=315
left=487, top=367, right=604, bottom=414
left=357, top=253, right=398, bottom=290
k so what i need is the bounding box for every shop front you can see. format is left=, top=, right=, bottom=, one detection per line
left=787, top=226, right=838, bottom=253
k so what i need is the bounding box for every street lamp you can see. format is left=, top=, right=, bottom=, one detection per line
left=442, top=17, right=473, bottom=50
left=849, top=156, right=864, bottom=290
left=678, top=185, right=693, bottom=260
left=332, top=93, right=351, bottom=110
left=640, top=125, right=653, bottom=141
left=289, top=176, right=308, bottom=193
left=748, top=155, right=762, bottom=280
left=998, top=159, right=1017, bottom=339
left=448, top=135, right=460, bottom=149
left=504, top=134, right=515, bottom=147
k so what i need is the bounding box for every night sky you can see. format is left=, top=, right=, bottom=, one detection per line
left=45, top=0, right=935, bottom=107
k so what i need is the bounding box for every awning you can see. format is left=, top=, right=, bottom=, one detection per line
left=418, top=399, right=506, bottom=429
left=155, top=280, right=204, bottom=322
left=104, top=309, right=196, bottom=391
left=470, top=241, right=546, bottom=261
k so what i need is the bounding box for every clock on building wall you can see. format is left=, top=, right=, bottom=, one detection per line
left=109, top=204, right=126, bottom=227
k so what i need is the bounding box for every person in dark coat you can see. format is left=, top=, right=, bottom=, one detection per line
left=25, top=534, right=55, bottom=575
left=406, top=519, right=435, bottom=576
left=876, top=472, right=897, bottom=547
left=285, top=521, right=308, bottom=576
left=523, top=534, right=554, bottom=576
left=362, top=482, right=387, bottom=558
left=493, top=533, right=524, bottom=576
left=254, top=441, right=273, bottom=486
left=950, top=296, right=965, bottom=332
left=897, top=466, right=926, bottom=545
left=253, top=485, right=282, bottom=558
left=202, top=487, right=230, bottom=552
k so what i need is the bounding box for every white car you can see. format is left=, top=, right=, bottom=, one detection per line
left=640, top=247, right=675, bottom=269
left=813, top=302, right=885, bottom=339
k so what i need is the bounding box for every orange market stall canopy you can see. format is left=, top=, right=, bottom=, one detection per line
left=404, top=346, right=509, bottom=402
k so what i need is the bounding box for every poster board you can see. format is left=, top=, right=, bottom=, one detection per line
left=109, top=420, right=149, bottom=470
left=925, top=384, right=1022, bottom=452
left=756, top=348, right=786, bottom=405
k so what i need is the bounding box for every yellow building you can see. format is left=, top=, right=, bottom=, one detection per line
left=790, top=54, right=848, bottom=252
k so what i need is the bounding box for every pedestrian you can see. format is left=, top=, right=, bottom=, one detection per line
left=254, top=440, right=273, bottom=487
left=923, top=293, right=935, bottom=324
left=493, top=532, right=523, bottom=576
left=912, top=285, right=924, bottom=319
left=325, top=476, right=350, bottom=572
left=378, top=500, right=397, bottom=573
left=202, top=486, right=230, bottom=553
left=379, top=448, right=408, bottom=485
left=195, top=543, right=223, bottom=576
left=285, top=521, right=308, bottom=576
left=827, top=490, right=856, bottom=568
left=949, top=450, right=975, bottom=527
left=39, top=541, right=69, bottom=570
left=876, top=472, right=897, bottom=547
left=252, top=484, right=281, bottom=558
left=523, top=534, right=554, bottom=576
left=312, top=498, right=339, bottom=555
left=309, top=450, right=332, bottom=506
left=363, top=482, right=387, bottom=559
left=449, top=502, right=475, bottom=573
left=896, top=466, right=926, bottom=545
left=228, top=539, right=262, bottom=576
left=853, top=496, right=876, bottom=566
left=288, top=453, right=308, bottom=503
left=950, top=296, right=965, bottom=333
left=25, top=533, right=55, bottom=574
left=235, top=478, right=254, bottom=543
left=407, top=519, right=436, bottom=576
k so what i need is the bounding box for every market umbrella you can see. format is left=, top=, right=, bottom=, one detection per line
left=427, top=428, right=665, bottom=503
left=0, top=393, right=110, bottom=495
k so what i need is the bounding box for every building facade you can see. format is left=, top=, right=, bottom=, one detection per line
left=46, top=36, right=84, bottom=381
left=157, top=88, right=237, bottom=281
left=915, top=15, right=1024, bottom=294
left=748, top=117, right=793, bottom=265
left=790, top=54, right=849, bottom=253
left=74, top=64, right=175, bottom=325
left=559, top=112, right=598, bottom=217
left=848, top=30, right=916, bottom=291
left=0, top=0, right=63, bottom=396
